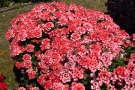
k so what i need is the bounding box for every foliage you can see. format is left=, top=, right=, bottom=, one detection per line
left=6, top=1, right=135, bottom=90
left=106, top=0, right=135, bottom=35
left=0, top=0, right=13, bottom=7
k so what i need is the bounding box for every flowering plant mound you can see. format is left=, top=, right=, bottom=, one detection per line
left=0, top=73, right=7, bottom=90
left=6, top=2, right=135, bottom=90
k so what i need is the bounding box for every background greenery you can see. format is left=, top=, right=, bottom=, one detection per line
left=107, top=0, right=135, bottom=35
left=0, top=0, right=52, bottom=7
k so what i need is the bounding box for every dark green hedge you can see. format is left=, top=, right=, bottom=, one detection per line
left=107, top=0, right=135, bottom=35
left=0, top=0, right=13, bottom=7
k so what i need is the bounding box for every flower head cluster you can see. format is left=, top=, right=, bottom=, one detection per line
left=0, top=73, right=7, bottom=90
left=6, top=2, right=135, bottom=90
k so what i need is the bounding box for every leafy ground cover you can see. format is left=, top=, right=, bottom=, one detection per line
left=0, top=0, right=107, bottom=89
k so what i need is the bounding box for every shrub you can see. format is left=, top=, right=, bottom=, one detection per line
left=106, top=0, right=135, bottom=35
left=6, top=2, right=135, bottom=90
left=0, top=0, right=13, bottom=7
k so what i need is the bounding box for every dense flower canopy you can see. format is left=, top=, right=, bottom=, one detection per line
left=6, top=1, right=135, bottom=90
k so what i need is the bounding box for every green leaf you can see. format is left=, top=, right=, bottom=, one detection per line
left=85, top=43, right=91, bottom=49
left=35, top=73, right=40, bottom=78
left=20, top=77, right=25, bottom=81
left=74, top=49, right=78, bottom=54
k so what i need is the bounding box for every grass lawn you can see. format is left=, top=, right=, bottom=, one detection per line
left=0, top=0, right=107, bottom=89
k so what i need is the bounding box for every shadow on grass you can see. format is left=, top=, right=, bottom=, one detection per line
left=106, top=0, right=135, bottom=35
left=0, top=0, right=53, bottom=13
left=0, top=3, right=34, bottom=13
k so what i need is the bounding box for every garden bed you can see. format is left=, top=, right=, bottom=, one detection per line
left=3, top=0, right=131, bottom=89
left=4, top=1, right=135, bottom=90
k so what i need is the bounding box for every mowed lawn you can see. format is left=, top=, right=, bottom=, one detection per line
left=0, top=0, right=107, bottom=89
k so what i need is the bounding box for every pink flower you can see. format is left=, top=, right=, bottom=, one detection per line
left=22, top=54, right=32, bottom=68
left=45, top=22, right=54, bottom=31
left=27, top=28, right=42, bottom=39
left=40, top=38, right=50, bottom=51
left=37, top=74, right=46, bottom=86
left=16, top=30, right=27, bottom=41
left=71, top=82, right=85, bottom=90
left=31, top=39, right=41, bottom=44
left=72, top=68, right=84, bottom=81
left=52, top=83, right=64, bottom=90
left=98, top=70, right=111, bottom=84
left=90, top=44, right=101, bottom=52
left=83, top=23, right=93, bottom=31
left=27, top=70, right=36, bottom=79
left=23, top=60, right=32, bottom=68
left=58, top=17, right=68, bottom=25
left=50, top=62, right=61, bottom=70
left=132, top=34, right=135, bottom=41
left=29, top=87, right=39, bottom=90
left=25, top=44, right=34, bottom=52
left=71, top=33, right=81, bottom=41
left=5, top=29, right=14, bottom=40
left=32, top=28, right=42, bottom=38
left=60, top=72, right=71, bottom=83
left=126, top=65, right=134, bottom=71
left=18, top=87, right=26, bottom=90
left=10, top=40, right=25, bottom=57
left=98, top=70, right=111, bottom=78
left=130, top=53, right=135, bottom=59
left=22, top=54, right=31, bottom=61
left=15, top=62, right=23, bottom=69
left=114, top=66, right=126, bottom=77
left=43, top=80, right=52, bottom=90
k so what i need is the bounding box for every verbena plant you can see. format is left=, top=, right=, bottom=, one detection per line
left=6, top=1, right=135, bottom=90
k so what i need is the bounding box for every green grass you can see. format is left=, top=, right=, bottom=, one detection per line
left=57, top=0, right=107, bottom=12
left=0, top=0, right=107, bottom=89
left=0, top=3, right=36, bottom=89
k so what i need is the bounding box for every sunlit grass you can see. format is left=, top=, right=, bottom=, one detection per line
left=57, top=0, right=107, bottom=12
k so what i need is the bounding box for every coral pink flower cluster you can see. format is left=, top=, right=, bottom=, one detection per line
left=6, top=2, right=135, bottom=90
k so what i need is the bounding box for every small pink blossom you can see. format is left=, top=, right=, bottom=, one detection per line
left=27, top=70, right=36, bottom=79
left=71, top=82, right=85, bottom=90
left=18, top=87, right=26, bottom=90
left=132, top=34, right=135, bottom=41
left=52, top=83, right=64, bottom=90
left=71, top=33, right=81, bottom=41
left=40, top=38, right=50, bottom=51
left=29, top=87, right=39, bottom=90
left=45, top=22, right=54, bottom=31
left=25, top=44, right=34, bottom=52
left=114, top=66, right=126, bottom=77
left=22, top=54, right=31, bottom=61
